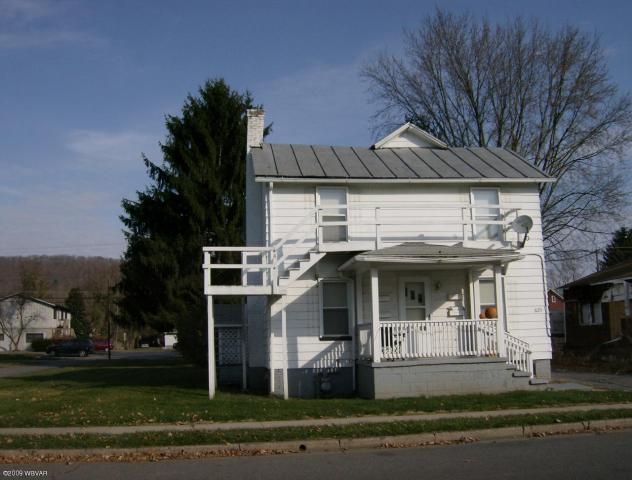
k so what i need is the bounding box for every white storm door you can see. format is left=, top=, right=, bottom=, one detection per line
left=397, top=278, right=431, bottom=357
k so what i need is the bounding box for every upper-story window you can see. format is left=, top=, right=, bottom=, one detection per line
left=317, top=187, right=348, bottom=242
left=471, top=188, right=501, bottom=241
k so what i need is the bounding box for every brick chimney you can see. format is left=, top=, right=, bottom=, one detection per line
left=245, top=109, right=265, bottom=247
left=247, top=109, right=265, bottom=152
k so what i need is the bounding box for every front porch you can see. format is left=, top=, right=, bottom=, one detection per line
left=344, top=243, right=534, bottom=398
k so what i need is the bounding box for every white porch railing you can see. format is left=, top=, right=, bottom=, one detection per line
left=504, top=332, right=533, bottom=374
left=357, top=319, right=499, bottom=361
left=356, top=319, right=533, bottom=375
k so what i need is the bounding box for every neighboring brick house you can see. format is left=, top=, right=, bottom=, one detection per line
left=202, top=110, right=554, bottom=399
left=0, top=293, right=72, bottom=351
left=563, top=260, right=632, bottom=349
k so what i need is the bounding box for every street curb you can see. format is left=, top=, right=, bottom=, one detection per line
left=1, top=419, right=632, bottom=463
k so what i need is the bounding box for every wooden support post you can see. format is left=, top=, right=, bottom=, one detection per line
left=281, top=297, right=289, bottom=400
left=371, top=268, right=381, bottom=363
left=207, top=295, right=216, bottom=399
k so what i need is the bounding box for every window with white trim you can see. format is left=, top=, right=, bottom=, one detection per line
left=580, top=303, right=603, bottom=326
left=320, top=281, right=350, bottom=339
left=478, top=278, right=496, bottom=317
left=317, top=187, right=348, bottom=242
left=25, top=333, right=44, bottom=343
left=471, top=188, right=501, bottom=241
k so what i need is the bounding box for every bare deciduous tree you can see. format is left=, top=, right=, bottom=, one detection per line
left=362, top=9, right=632, bottom=254
left=0, top=295, right=41, bottom=351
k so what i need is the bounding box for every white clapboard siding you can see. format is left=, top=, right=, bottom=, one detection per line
left=260, top=182, right=552, bottom=367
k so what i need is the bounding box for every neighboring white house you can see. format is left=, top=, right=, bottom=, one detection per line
left=0, top=294, right=72, bottom=351
left=202, top=110, right=554, bottom=399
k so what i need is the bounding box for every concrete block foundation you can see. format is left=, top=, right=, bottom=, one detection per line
left=357, top=357, right=532, bottom=399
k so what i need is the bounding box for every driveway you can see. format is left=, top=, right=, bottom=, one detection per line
left=552, top=369, right=632, bottom=392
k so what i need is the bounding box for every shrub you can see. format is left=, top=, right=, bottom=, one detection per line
left=30, top=338, right=54, bottom=352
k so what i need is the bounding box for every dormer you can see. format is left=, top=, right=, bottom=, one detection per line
left=371, top=123, right=448, bottom=149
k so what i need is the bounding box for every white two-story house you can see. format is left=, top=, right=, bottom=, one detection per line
left=202, top=109, right=554, bottom=399
left=0, top=294, right=72, bottom=351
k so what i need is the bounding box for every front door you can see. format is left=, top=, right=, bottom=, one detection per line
left=387, top=278, right=431, bottom=357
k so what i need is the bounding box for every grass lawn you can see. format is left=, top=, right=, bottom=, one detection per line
left=0, top=355, right=631, bottom=429
left=2, top=409, right=632, bottom=450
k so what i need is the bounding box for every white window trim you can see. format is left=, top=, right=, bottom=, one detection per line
left=398, top=276, right=431, bottom=321
left=470, top=187, right=502, bottom=242
left=318, top=278, right=353, bottom=340
left=316, top=186, right=349, bottom=244
left=470, top=269, right=495, bottom=319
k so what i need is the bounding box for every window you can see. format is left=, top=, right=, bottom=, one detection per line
left=0, top=334, right=4, bottom=341
left=479, top=278, right=496, bottom=317
left=25, top=333, right=44, bottom=343
left=580, top=303, right=603, bottom=326
left=471, top=188, right=501, bottom=241
left=317, top=187, right=348, bottom=242
left=321, top=281, right=350, bottom=339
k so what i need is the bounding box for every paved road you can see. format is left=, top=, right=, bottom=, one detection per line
left=13, top=430, right=632, bottom=480
left=0, top=349, right=181, bottom=378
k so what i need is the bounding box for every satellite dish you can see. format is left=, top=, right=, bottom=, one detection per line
left=510, top=215, right=533, bottom=248
left=511, top=215, right=533, bottom=234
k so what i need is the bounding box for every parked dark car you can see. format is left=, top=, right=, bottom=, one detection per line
left=46, top=338, right=94, bottom=357
left=92, top=338, right=113, bottom=352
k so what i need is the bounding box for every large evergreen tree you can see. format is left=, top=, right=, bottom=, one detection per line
left=119, top=79, right=257, bottom=364
left=601, top=227, right=632, bottom=269
left=65, top=288, right=89, bottom=337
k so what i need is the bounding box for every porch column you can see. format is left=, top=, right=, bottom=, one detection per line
left=370, top=268, right=381, bottom=363
left=281, top=297, right=289, bottom=400
left=207, top=295, right=216, bottom=399
left=494, top=266, right=507, bottom=357
left=354, top=270, right=363, bottom=386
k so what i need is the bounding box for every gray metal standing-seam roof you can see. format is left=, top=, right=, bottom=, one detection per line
left=251, top=144, right=554, bottom=182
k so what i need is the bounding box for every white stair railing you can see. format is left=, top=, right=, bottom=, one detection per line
left=504, top=332, right=532, bottom=375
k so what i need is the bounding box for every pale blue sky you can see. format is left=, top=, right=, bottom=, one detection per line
left=1, top=0, right=630, bottom=258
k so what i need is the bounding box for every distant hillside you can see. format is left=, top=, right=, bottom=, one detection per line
left=0, top=256, right=120, bottom=304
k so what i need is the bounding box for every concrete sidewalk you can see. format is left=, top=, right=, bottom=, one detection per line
left=552, top=370, right=632, bottom=392
left=1, top=402, right=631, bottom=436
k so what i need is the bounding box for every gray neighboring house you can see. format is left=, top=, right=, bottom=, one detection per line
left=202, top=111, right=554, bottom=399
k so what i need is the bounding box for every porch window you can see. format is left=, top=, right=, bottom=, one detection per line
left=320, top=281, right=350, bottom=339
left=479, top=278, right=496, bottom=317
left=580, top=303, right=603, bottom=326
left=317, top=187, right=348, bottom=242
left=471, top=188, right=501, bottom=241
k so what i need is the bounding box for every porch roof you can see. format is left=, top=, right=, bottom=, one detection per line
left=338, top=242, right=522, bottom=271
